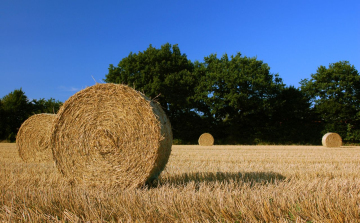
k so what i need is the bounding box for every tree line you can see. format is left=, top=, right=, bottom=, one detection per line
left=1, top=43, right=359, bottom=144
left=105, top=43, right=359, bottom=145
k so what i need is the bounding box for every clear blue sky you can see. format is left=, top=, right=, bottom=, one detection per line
left=1, top=0, right=359, bottom=102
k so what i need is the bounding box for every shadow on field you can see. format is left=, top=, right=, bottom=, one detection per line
left=149, top=171, right=286, bottom=188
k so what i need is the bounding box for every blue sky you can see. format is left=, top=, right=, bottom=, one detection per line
left=1, top=0, right=359, bottom=102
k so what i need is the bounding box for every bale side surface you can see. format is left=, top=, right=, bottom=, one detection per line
left=198, top=133, right=214, bottom=146
left=322, top=132, right=342, bottom=147
left=50, top=83, right=172, bottom=189
left=16, top=113, right=56, bottom=162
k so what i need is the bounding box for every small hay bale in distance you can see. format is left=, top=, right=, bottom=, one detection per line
left=16, top=113, right=56, bottom=162
left=50, top=83, right=172, bottom=189
left=322, top=132, right=342, bottom=147
left=198, top=133, right=214, bottom=146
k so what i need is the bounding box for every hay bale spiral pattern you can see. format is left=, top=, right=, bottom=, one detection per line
left=50, top=84, right=172, bottom=189
left=16, top=113, right=56, bottom=162
left=322, top=132, right=342, bottom=147
left=198, top=133, right=214, bottom=146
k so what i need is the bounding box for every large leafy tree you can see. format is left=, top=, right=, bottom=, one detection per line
left=104, top=43, right=196, bottom=112
left=104, top=43, right=203, bottom=143
left=269, top=86, right=322, bottom=144
left=194, top=53, right=284, bottom=144
left=0, top=100, right=5, bottom=139
left=0, top=89, right=63, bottom=142
left=300, top=61, right=360, bottom=141
left=1, top=89, right=32, bottom=141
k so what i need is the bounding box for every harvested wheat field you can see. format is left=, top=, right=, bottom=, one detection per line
left=1, top=143, right=360, bottom=222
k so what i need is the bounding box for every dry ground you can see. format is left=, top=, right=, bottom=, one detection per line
left=0, top=143, right=359, bottom=222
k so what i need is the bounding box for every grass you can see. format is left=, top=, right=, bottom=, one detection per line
left=1, top=143, right=360, bottom=222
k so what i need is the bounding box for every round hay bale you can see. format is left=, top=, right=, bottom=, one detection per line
left=50, top=83, right=172, bottom=189
left=16, top=113, right=56, bottom=162
left=322, top=132, right=342, bottom=147
left=198, top=133, right=214, bottom=146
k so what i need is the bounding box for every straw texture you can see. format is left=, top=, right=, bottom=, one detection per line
left=50, top=83, right=172, bottom=189
left=16, top=113, right=56, bottom=162
left=198, top=133, right=214, bottom=146
left=322, top=132, right=342, bottom=147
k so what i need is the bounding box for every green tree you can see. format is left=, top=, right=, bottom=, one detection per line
left=269, top=86, right=322, bottom=144
left=0, top=100, right=5, bottom=139
left=104, top=43, right=202, bottom=143
left=0, top=90, right=63, bottom=142
left=1, top=89, right=32, bottom=141
left=300, top=61, right=360, bottom=142
left=194, top=53, right=284, bottom=144
left=31, top=98, right=63, bottom=114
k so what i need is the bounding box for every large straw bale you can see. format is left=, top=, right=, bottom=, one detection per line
left=322, top=132, right=342, bottom=147
left=198, top=133, right=214, bottom=146
left=50, top=83, right=172, bottom=189
left=16, top=113, right=56, bottom=162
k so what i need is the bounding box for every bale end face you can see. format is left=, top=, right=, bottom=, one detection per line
left=16, top=113, right=56, bottom=162
left=322, top=132, right=342, bottom=147
left=50, top=83, right=172, bottom=189
left=198, top=133, right=214, bottom=146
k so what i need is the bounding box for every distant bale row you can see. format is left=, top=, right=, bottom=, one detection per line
left=16, top=113, right=56, bottom=162
left=197, top=132, right=344, bottom=147
left=16, top=83, right=173, bottom=189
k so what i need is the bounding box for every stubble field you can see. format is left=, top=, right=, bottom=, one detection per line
left=0, top=143, right=359, bottom=222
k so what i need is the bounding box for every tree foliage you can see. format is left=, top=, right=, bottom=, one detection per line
left=104, top=43, right=202, bottom=143
left=269, top=86, right=322, bottom=144
left=0, top=100, right=5, bottom=140
left=0, top=89, right=63, bottom=142
left=193, top=53, right=285, bottom=144
left=3, top=44, right=356, bottom=145
left=31, top=98, right=63, bottom=114
left=300, top=61, right=360, bottom=141
left=0, top=89, right=31, bottom=141
left=104, top=43, right=196, bottom=113
left=104, top=43, right=359, bottom=144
